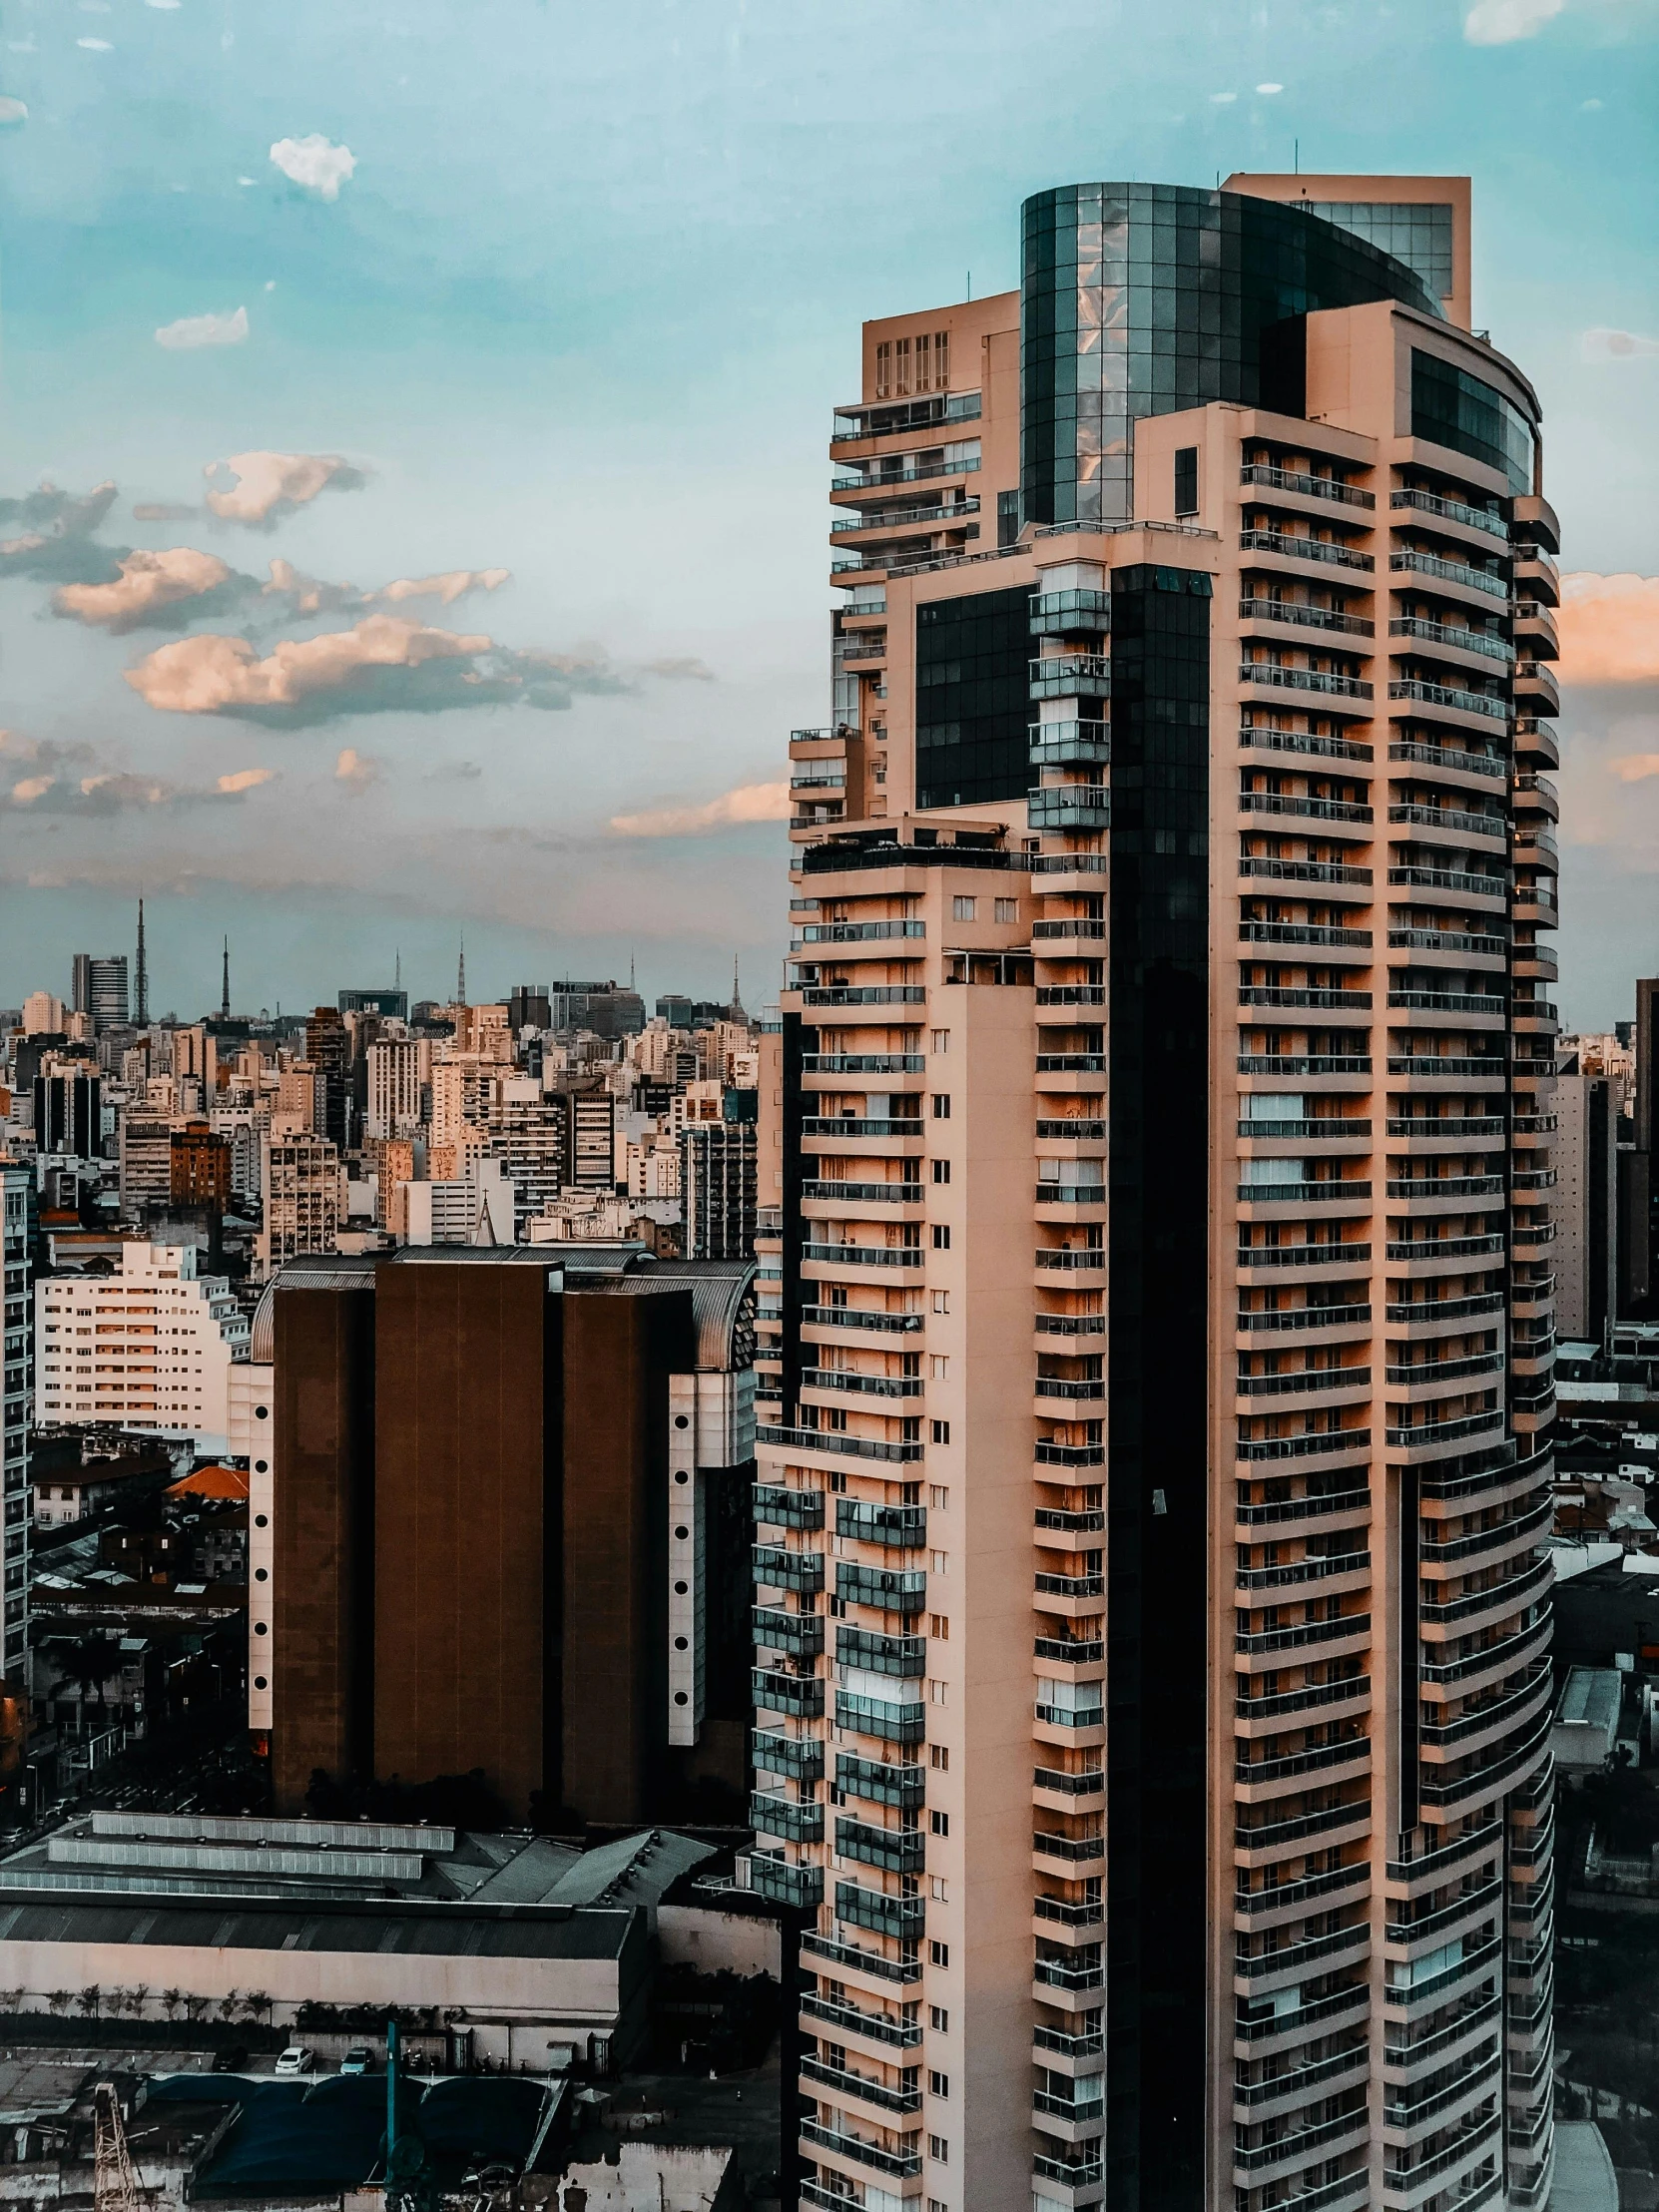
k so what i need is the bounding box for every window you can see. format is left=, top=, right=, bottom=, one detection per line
left=928, top=1678, right=948, bottom=1706
left=932, top=1159, right=950, bottom=1184
left=930, top=1418, right=951, bottom=1444
left=929, top=1357, right=950, bottom=1381
left=934, top=329, right=949, bottom=386
left=874, top=340, right=891, bottom=399
left=914, top=331, right=930, bottom=391
left=929, top=1548, right=948, bottom=1574
left=929, top=1875, right=948, bottom=1901
left=929, top=1484, right=949, bottom=1509
left=994, top=896, right=1018, bottom=922
left=1174, top=445, right=1199, bottom=516
left=929, top=2069, right=950, bottom=2098
left=931, top=1224, right=950, bottom=1250
left=951, top=896, right=976, bottom=921
left=932, top=1093, right=950, bottom=1119
left=930, top=1612, right=949, bottom=1638
left=895, top=334, right=911, bottom=395
left=929, top=2004, right=949, bottom=2032
left=930, top=1743, right=949, bottom=1772
left=929, top=1941, right=949, bottom=1968
left=931, top=1289, right=950, bottom=1313
left=928, top=2134, right=949, bottom=2164
left=930, top=1808, right=949, bottom=1836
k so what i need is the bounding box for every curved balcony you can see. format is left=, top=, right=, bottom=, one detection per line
left=1389, top=549, right=1508, bottom=604
left=1239, top=723, right=1374, bottom=764
left=1242, top=528, right=1375, bottom=574
left=1245, top=462, right=1377, bottom=511
left=1389, top=615, right=1514, bottom=669
left=1390, top=486, right=1507, bottom=543
left=1514, top=661, right=1560, bottom=716
left=1239, top=597, right=1376, bottom=639
left=1239, top=663, right=1375, bottom=714
left=1388, top=680, right=1510, bottom=730
left=1387, top=739, right=1506, bottom=785
left=1387, top=861, right=1506, bottom=906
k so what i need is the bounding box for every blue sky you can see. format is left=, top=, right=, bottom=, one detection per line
left=0, top=0, right=1654, bottom=1021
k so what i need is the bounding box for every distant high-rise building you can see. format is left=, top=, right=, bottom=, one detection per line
left=364, top=1037, right=431, bottom=1140
left=548, top=980, right=647, bottom=1039
left=508, top=984, right=553, bottom=1032
left=72, top=954, right=129, bottom=1032
left=258, top=1118, right=342, bottom=1275
left=680, top=1117, right=759, bottom=1260
left=337, top=987, right=409, bottom=1018
left=0, top=1163, right=31, bottom=1684
left=20, top=993, right=65, bottom=1038
left=32, top=1070, right=101, bottom=1161
left=170, top=1120, right=233, bottom=1213
left=303, top=1007, right=350, bottom=1150
left=759, top=172, right=1557, bottom=2212
left=257, top=1247, right=758, bottom=1825
left=118, top=1114, right=179, bottom=1214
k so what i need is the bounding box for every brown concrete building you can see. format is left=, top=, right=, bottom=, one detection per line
left=261, top=1246, right=758, bottom=1828
left=169, top=1119, right=232, bottom=1212
left=755, top=174, right=1556, bottom=2212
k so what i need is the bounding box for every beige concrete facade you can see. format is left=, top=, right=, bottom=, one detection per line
left=756, top=176, right=1556, bottom=2212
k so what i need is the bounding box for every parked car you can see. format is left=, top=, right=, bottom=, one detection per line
left=339, top=2048, right=373, bottom=2075
left=275, top=2045, right=315, bottom=2076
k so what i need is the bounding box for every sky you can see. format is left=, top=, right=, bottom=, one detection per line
left=0, top=0, right=1654, bottom=1024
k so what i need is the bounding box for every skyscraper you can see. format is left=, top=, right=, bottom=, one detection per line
left=70, top=953, right=130, bottom=1032
left=757, top=174, right=1557, bottom=2212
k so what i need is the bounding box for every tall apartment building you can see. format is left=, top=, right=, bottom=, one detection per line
left=756, top=175, right=1558, bottom=2212
left=170, top=1120, right=233, bottom=1212
left=33, top=1070, right=101, bottom=1161
left=35, top=1240, right=251, bottom=1455
left=119, top=1113, right=179, bottom=1214
left=364, top=1036, right=431, bottom=1139
left=258, top=1118, right=343, bottom=1276
left=256, top=1246, right=758, bottom=1824
left=1, top=1164, right=30, bottom=1681
left=303, top=1006, right=350, bottom=1149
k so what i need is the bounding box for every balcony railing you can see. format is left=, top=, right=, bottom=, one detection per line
left=1389, top=680, right=1509, bottom=723
left=1243, top=529, right=1375, bottom=571
left=1390, top=486, right=1506, bottom=539
left=1390, top=549, right=1508, bottom=599
left=1240, top=597, right=1375, bottom=635
left=1244, top=463, right=1376, bottom=508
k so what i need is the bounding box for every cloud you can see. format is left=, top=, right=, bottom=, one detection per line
left=642, top=654, right=716, bottom=682
left=373, top=568, right=511, bottom=608
left=0, top=97, right=27, bottom=125
left=610, top=781, right=790, bottom=837
left=1463, top=0, right=1562, bottom=40
left=155, top=304, right=248, bottom=350
left=77, top=37, right=113, bottom=50
left=1209, top=90, right=1237, bottom=103
left=334, top=747, right=381, bottom=795
left=53, top=546, right=239, bottom=633
left=0, top=733, right=277, bottom=816
left=1558, top=573, right=1659, bottom=686
left=1608, top=755, right=1659, bottom=784
left=270, top=133, right=355, bottom=201
left=132, top=501, right=199, bottom=522
left=146, top=1, right=182, bottom=9
left=203, top=449, right=363, bottom=526
left=0, top=482, right=121, bottom=585
left=1582, top=326, right=1659, bottom=362
left=1255, top=81, right=1284, bottom=93
left=122, top=614, right=628, bottom=725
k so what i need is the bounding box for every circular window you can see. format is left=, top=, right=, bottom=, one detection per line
left=255, top=1513, right=269, bottom=1528
left=673, top=1691, right=689, bottom=1706
left=254, top=1676, right=268, bottom=1691
left=254, top=1459, right=269, bottom=1474
left=255, top=1405, right=269, bottom=1420
left=254, top=1621, right=268, bottom=1636
left=254, top=1568, right=269, bottom=1583
left=674, top=1635, right=688, bottom=1652
left=675, top=1524, right=689, bottom=1540
left=674, top=1413, right=690, bottom=1429
left=674, top=1469, right=689, bottom=1485
left=674, top=1579, right=689, bottom=1596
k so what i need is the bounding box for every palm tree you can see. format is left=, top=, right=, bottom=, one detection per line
left=184, top=1994, right=208, bottom=2023
left=242, top=1991, right=272, bottom=2026
left=77, top=1985, right=101, bottom=2020
left=219, top=1989, right=242, bottom=2023
left=45, top=1990, right=70, bottom=2016
left=162, top=1988, right=184, bottom=2020
left=62, top=1635, right=124, bottom=1730
left=128, top=1984, right=151, bottom=2021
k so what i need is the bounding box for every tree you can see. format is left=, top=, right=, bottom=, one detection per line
left=45, top=1990, right=71, bottom=2016
left=128, top=1984, right=151, bottom=2020
left=184, top=1994, right=208, bottom=2022
left=219, top=1989, right=242, bottom=2023
left=77, top=1985, right=101, bottom=2019
left=162, top=1988, right=184, bottom=2020
left=242, top=1991, right=272, bottom=2025
left=61, top=1635, right=125, bottom=1727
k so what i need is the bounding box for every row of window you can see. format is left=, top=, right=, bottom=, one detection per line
left=874, top=331, right=951, bottom=400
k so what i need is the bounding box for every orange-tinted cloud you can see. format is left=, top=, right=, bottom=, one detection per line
left=1557, top=573, right=1659, bottom=687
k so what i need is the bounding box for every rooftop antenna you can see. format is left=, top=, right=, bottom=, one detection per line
left=629, top=948, right=636, bottom=990
left=456, top=932, right=466, bottom=1007
left=134, top=897, right=148, bottom=1027
left=394, top=946, right=402, bottom=994
left=1295, top=138, right=1300, bottom=176
left=221, top=936, right=231, bottom=1021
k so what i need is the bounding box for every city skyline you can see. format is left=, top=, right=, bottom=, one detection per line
left=0, top=2, right=1654, bottom=1020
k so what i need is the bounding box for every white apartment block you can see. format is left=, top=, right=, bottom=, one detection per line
left=35, top=1241, right=250, bottom=1456
left=1, top=1165, right=30, bottom=1677
left=258, top=1119, right=344, bottom=1276
left=365, top=1037, right=432, bottom=1140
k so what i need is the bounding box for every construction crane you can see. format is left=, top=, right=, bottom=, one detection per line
left=93, top=2083, right=144, bottom=2212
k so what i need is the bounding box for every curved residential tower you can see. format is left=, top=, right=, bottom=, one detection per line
left=751, top=173, right=1556, bottom=2212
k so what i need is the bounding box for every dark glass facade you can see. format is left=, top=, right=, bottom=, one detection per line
left=914, top=585, right=1032, bottom=810
left=1410, top=348, right=1535, bottom=493
left=1103, top=564, right=1212, bottom=2212
left=1301, top=198, right=1454, bottom=303
left=1021, top=184, right=1439, bottom=526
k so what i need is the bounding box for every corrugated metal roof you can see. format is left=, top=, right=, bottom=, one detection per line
left=0, top=1895, right=633, bottom=1959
